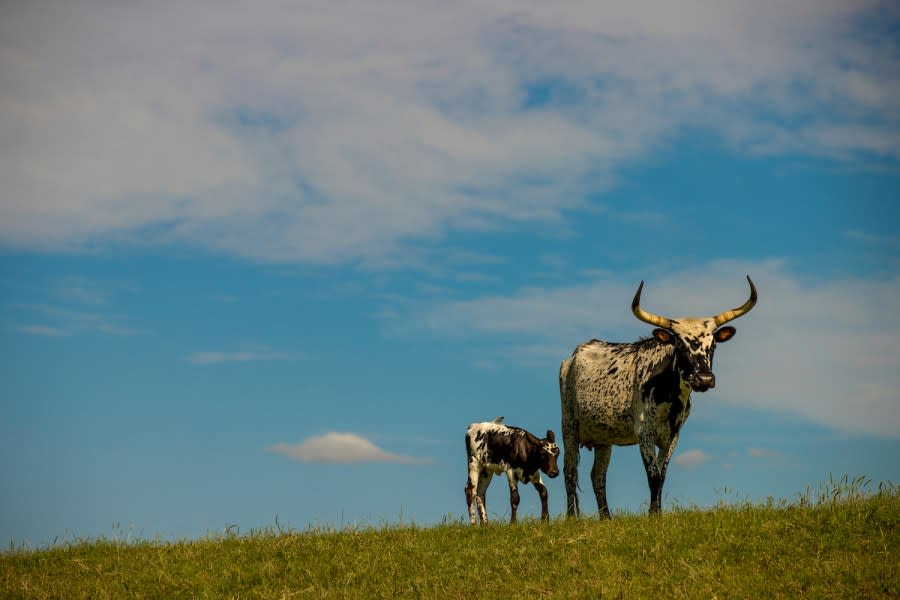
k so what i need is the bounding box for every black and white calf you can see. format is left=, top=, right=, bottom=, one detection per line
left=465, top=417, right=560, bottom=525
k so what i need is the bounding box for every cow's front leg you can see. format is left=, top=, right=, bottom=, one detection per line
left=506, top=471, right=520, bottom=524
left=653, top=431, right=681, bottom=512
left=590, top=444, right=612, bottom=518
left=533, top=478, right=550, bottom=522
left=638, top=435, right=663, bottom=514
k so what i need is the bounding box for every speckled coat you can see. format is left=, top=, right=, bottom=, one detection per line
left=464, top=418, right=560, bottom=526
left=560, top=335, right=695, bottom=517
left=561, top=278, right=757, bottom=518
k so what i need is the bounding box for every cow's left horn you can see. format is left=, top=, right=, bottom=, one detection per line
left=631, top=281, right=673, bottom=329
left=713, top=275, right=758, bottom=326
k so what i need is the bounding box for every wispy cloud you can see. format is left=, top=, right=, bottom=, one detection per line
left=16, top=324, right=70, bottom=337
left=674, top=449, right=711, bottom=469
left=844, top=229, right=900, bottom=247
left=266, top=432, right=430, bottom=465
left=403, top=259, right=900, bottom=438
left=1, top=2, right=896, bottom=266
left=186, top=346, right=302, bottom=365
left=748, top=447, right=786, bottom=461
left=7, top=275, right=142, bottom=338
left=54, top=276, right=111, bottom=306
left=13, top=304, right=139, bottom=337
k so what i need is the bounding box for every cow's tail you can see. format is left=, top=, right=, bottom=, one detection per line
left=559, top=355, right=582, bottom=516
left=558, top=356, right=576, bottom=453
left=558, top=357, right=571, bottom=404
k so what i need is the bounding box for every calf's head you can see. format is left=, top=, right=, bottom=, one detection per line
left=632, top=276, right=757, bottom=392
left=539, top=430, right=561, bottom=478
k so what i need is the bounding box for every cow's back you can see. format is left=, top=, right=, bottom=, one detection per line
left=563, top=339, right=672, bottom=446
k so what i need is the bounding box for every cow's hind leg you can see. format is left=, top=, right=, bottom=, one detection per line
left=562, top=418, right=581, bottom=518
left=590, top=444, right=613, bottom=518
left=563, top=442, right=580, bottom=517
left=560, top=358, right=581, bottom=518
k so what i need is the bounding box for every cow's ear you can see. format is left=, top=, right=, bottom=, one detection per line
left=546, top=430, right=555, bottom=443
left=714, top=326, right=736, bottom=342
left=653, top=328, right=674, bottom=344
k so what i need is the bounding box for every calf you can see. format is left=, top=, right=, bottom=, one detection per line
left=465, top=416, right=560, bottom=525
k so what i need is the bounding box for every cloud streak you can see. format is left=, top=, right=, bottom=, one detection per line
left=1, top=2, right=896, bottom=266
left=16, top=325, right=69, bottom=337
left=186, top=346, right=302, bottom=365
left=748, top=448, right=785, bottom=461
left=13, top=304, right=139, bottom=338
left=674, top=449, right=710, bottom=469
left=405, top=259, right=900, bottom=438
left=267, top=432, right=430, bottom=465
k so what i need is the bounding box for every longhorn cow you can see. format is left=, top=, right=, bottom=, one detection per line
left=559, top=277, right=757, bottom=517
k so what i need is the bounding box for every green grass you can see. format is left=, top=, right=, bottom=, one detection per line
left=3, top=476, right=898, bottom=599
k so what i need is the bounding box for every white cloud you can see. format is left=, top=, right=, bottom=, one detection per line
left=54, top=276, right=112, bottom=306
left=1, top=2, right=896, bottom=265
left=266, top=432, right=430, bottom=465
left=406, top=259, right=900, bottom=438
left=674, top=449, right=710, bottom=469
left=186, top=346, right=301, bottom=365
left=17, top=325, right=69, bottom=337
left=8, top=276, right=142, bottom=338
left=845, top=229, right=900, bottom=248
left=14, top=304, right=139, bottom=337
left=748, top=448, right=785, bottom=460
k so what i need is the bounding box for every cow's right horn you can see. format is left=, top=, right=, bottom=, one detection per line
left=631, top=281, right=672, bottom=329
left=713, top=275, right=758, bottom=326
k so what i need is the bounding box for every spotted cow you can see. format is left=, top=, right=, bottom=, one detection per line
left=560, top=277, right=757, bottom=517
left=465, top=417, right=560, bottom=525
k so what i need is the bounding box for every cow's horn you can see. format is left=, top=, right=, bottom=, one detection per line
left=713, top=275, right=758, bottom=326
left=631, top=281, right=672, bottom=329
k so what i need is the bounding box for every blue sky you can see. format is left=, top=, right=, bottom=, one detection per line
left=2, top=1, right=899, bottom=546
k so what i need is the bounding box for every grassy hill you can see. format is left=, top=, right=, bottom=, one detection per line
left=3, top=477, right=897, bottom=599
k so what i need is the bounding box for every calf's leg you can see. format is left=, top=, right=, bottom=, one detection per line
left=466, top=461, right=480, bottom=526
left=533, top=479, right=550, bottom=522
left=506, top=472, right=520, bottom=524
left=475, top=471, right=493, bottom=524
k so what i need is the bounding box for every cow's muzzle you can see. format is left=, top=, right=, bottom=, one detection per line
left=690, top=372, right=716, bottom=392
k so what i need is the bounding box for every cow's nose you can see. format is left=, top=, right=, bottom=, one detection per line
left=693, top=372, right=715, bottom=391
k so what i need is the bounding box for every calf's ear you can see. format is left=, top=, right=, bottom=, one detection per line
left=714, top=326, right=736, bottom=342
left=546, top=430, right=555, bottom=443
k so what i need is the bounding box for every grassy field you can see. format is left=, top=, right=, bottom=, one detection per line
left=2, top=477, right=897, bottom=599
